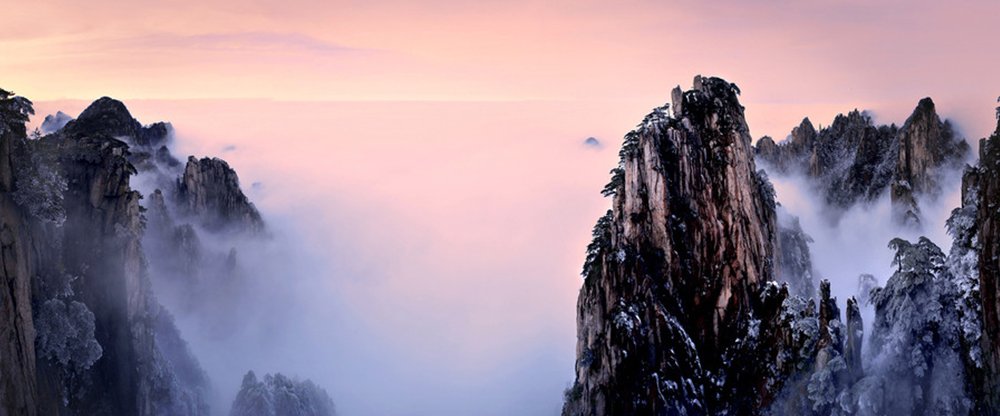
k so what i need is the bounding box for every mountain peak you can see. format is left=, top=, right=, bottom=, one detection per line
left=566, top=75, right=779, bottom=415
left=916, top=96, right=936, bottom=112
left=63, top=96, right=141, bottom=138
left=78, top=97, right=131, bottom=119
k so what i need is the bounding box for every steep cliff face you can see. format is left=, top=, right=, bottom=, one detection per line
left=564, top=78, right=992, bottom=415
left=0, top=91, right=210, bottom=415
left=0, top=89, right=340, bottom=415
left=892, top=98, right=969, bottom=223
left=755, top=98, right=969, bottom=224
left=0, top=89, right=40, bottom=416
left=38, top=99, right=210, bottom=415
left=59, top=98, right=263, bottom=315
left=564, top=76, right=786, bottom=415
left=48, top=130, right=147, bottom=415
left=975, top=119, right=1000, bottom=411
left=775, top=210, right=817, bottom=298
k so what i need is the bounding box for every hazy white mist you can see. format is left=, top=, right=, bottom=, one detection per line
left=28, top=94, right=995, bottom=415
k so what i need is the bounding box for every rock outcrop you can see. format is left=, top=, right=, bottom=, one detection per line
left=0, top=90, right=210, bottom=415
left=775, top=209, right=817, bottom=298
left=564, top=77, right=989, bottom=415
left=974, top=118, right=1000, bottom=411
left=755, top=98, right=969, bottom=225
left=63, top=98, right=264, bottom=312
left=0, top=89, right=333, bottom=416
left=768, top=279, right=869, bottom=414
left=229, top=371, right=337, bottom=416
left=39, top=98, right=210, bottom=415
left=892, top=98, right=969, bottom=223
left=564, top=76, right=787, bottom=415
left=177, top=156, right=264, bottom=234
left=0, top=88, right=41, bottom=415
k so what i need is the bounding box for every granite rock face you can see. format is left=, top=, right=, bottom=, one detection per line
left=0, top=90, right=211, bottom=415
left=0, top=89, right=332, bottom=416
left=41, top=98, right=210, bottom=415
left=66, top=98, right=265, bottom=311
left=0, top=88, right=40, bottom=415
left=974, top=119, right=1000, bottom=412
left=565, top=77, right=992, bottom=415
left=775, top=210, right=817, bottom=298
left=564, top=76, right=790, bottom=415
left=0, top=88, right=297, bottom=416
left=177, top=156, right=264, bottom=234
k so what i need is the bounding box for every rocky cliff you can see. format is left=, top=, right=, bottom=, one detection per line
left=0, top=89, right=292, bottom=415
left=755, top=98, right=969, bottom=225
left=32, top=96, right=210, bottom=415
left=566, top=77, right=986, bottom=415
left=0, top=88, right=41, bottom=415
left=176, top=156, right=264, bottom=234
left=564, top=76, right=793, bottom=415
left=775, top=209, right=817, bottom=298
left=974, top=118, right=1000, bottom=411
left=0, top=90, right=204, bottom=415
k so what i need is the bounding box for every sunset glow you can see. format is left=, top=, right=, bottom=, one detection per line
left=6, top=1, right=1000, bottom=415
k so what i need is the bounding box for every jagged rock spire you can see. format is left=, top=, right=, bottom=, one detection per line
left=564, top=76, right=781, bottom=415
left=891, top=97, right=969, bottom=224
left=754, top=97, right=969, bottom=225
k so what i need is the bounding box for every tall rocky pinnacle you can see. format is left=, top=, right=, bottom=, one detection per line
left=564, top=76, right=784, bottom=415
left=755, top=98, right=969, bottom=225
left=176, top=156, right=264, bottom=234
left=975, top=117, right=1000, bottom=411
left=892, top=98, right=968, bottom=223
left=775, top=211, right=817, bottom=298
left=843, top=297, right=864, bottom=384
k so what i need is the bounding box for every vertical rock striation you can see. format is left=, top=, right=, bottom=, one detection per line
left=177, top=156, right=264, bottom=234
left=0, top=89, right=40, bottom=416
left=564, top=76, right=783, bottom=415
left=38, top=98, right=210, bottom=415
left=0, top=90, right=332, bottom=416
left=564, top=77, right=981, bottom=415
left=975, top=118, right=1000, bottom=411
left=0, top=93, right=210, bottom=415
left=775, top=210, right=817, bottom=298
left=892, top=98, right=969, bottom=223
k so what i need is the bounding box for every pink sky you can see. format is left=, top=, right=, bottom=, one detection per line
left=6, top=0, right=1000, bottom=136
left=10, top=1, right=1000, bottom=415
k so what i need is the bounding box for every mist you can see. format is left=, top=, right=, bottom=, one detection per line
left=767, top=168, right=962, bottom=304
left=29, top=99, right=636, bottom=416
left=24, top=89, right=992, bottom=415
left=759, top=103, right=981, bottom=370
